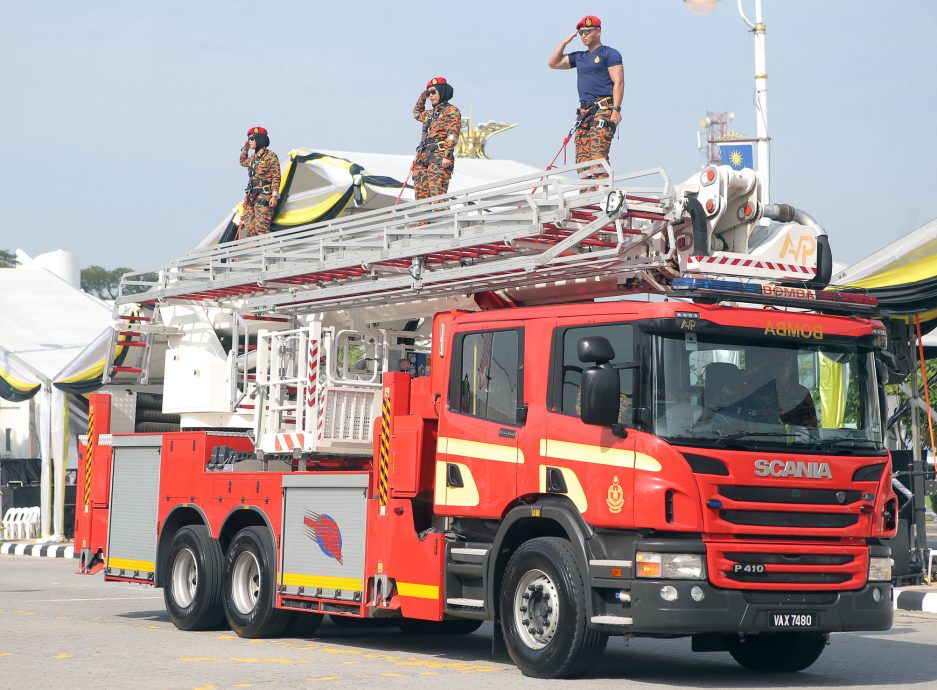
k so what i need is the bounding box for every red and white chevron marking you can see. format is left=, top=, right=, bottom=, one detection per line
left=273, top=433, right=307, bottom=452
left=317, top=385, right=326, bottom=440
left=687, top=254, right=815, bottom=279
left=306, top=340, right=318, bottom=408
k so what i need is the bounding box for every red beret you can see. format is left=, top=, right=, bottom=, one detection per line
left=247, top=126, right=268, bottom=136
left=426, top=77, right=447, bottom=88
left=576, top=15, right=601, bottom=29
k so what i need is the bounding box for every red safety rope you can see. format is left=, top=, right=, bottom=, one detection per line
left=395, top=159, right=417, bottom=206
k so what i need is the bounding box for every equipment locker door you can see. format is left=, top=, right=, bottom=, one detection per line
left=435, top=325, right=524, bottom=518
left=104, top=435, right=163, bottom=581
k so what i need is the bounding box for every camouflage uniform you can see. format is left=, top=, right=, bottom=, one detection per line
left=413, top=94, right=461, bottom=200
left=238, top=147, right=281, bottom=239
left=574, top=98, right=616, bottom=182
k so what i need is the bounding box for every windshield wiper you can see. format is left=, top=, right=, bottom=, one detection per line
left=714, top=431, right=806, bottom=445
left=810, top=436, right=881, bottom=450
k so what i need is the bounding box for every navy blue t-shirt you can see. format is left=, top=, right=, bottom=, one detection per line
left=568, top=45, right=623, bottom=103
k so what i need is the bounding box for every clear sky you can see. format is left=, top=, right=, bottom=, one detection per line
left=3, top=1, right=935, bottom=272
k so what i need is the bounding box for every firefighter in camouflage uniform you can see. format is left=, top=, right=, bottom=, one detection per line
left=412, top=77, right=461, bottom=200
left=238, top=126, right=282, bottom=239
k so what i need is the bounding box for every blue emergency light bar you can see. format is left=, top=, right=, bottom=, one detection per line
left=670, top=277, right=877, bottom=310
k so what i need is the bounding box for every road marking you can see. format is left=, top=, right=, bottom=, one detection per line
left=180, top=657, right=310, bottom=665
left=53, top=653, right=73, bottom=659
left=0, top=653, right=12, bottom=657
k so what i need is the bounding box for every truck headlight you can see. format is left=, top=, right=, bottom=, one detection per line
left=636, top=552, right=704, bottom=579
left=868, top=556, right=893, bottom=582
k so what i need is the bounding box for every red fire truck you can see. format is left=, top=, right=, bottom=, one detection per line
left=76, top=162, right=897, bottom=678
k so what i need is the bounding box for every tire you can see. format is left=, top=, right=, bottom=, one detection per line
left=136, top=408, right=181, bottom=424
left=136, top=421, right=180, bottom=433
left=726, top=632, right=828, bottom=672
left=284, top=610, right=324, bottom=637
left=396, top=618, right=483, bottom=635
left=499, top=537, right=607, bottom=679
left=222, top=526, right=290, bottom=638
left=163, top=525, right=225, bottom=631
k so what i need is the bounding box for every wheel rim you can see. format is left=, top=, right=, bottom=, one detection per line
left=512, top=567, right=560, bottom=650
left=171, top=547, right=198, bottom=608
left=231, top=550, right=261, bottom=615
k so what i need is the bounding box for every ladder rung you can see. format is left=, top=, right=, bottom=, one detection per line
left=111, top=366, right=143, bottom=374
left=116, top=341, right=148, bottom=347
left=242, top=315, right=291, bottom=323
left=120, top=315, right=152, bottom=322
left=118, top=330, right=143, bottom=337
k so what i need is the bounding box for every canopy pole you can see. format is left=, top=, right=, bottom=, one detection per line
left=910, top=321, right=929, bottom=572
left=915, top=315, right=936, bottom=456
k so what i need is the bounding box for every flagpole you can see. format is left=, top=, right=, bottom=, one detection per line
left=738, top=0, right=770, bottom=204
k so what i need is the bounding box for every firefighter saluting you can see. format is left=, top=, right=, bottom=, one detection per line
left=548, top=16, right=624, bottom=185
left=412, top=77, right=461, bottom=200
left=238, top=126, right=281, bottom=239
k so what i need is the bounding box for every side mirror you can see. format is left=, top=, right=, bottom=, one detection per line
left=581, top=366, right=620, bottom=427
left=578, top=336, right=615, bottom=365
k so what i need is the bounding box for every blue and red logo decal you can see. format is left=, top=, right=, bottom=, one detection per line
left=303, top=511, right=343, bottom=564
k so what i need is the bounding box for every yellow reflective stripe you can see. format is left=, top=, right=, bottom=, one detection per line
left=281, top=573, right=363, bottom=591
left=539, top=439, right=662, bottom=472
left=396, top=582, right=439, bottom=600
left=106, top=557, right=155, bottom=572
left=434, top=460, right=480, bottom=507
left=437, top=436, right=524, bottom=464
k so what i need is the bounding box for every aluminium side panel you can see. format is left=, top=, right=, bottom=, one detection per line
left=280, top=473, right=369, bottom=601
left=105, top=437, right=162, bottom=579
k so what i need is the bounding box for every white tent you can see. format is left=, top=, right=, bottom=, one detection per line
left=0, top=266, right=111, bottom=539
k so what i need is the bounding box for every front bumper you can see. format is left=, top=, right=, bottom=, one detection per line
left=614, top=580, right=893, bottom=634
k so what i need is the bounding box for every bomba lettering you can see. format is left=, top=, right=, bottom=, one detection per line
left=754, top=459, right=833, bottom=479
left=763, top=321, right=823, bottom=339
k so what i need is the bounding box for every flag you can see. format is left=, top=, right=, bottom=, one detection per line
left=717, top=142, right=754, bottom=171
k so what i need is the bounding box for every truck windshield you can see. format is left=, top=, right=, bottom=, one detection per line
left=651, top=332, right=884, bottom=453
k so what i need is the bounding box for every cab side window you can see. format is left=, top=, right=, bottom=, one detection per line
left=448, top=329, right=522, bottom=425
left=555, top=323, right=635, bottom=424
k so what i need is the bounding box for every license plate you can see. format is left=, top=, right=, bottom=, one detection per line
left=769, top=611, right=817, bottom=629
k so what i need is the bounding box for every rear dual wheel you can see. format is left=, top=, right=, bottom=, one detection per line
left=223, top=526, right=292, bottom=638
left=164, top=525, right=225, bottom=631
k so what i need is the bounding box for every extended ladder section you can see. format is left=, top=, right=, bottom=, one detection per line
left=115, top=161, right=681, bottom=316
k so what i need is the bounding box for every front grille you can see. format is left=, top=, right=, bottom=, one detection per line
left=719, top=485, right=861, bottom=505
left=719, top=510, right=858, bottom=528
left=708, top=542, right=867, bottom=591
left=724, top=552, right=852, bottom=566
left=727, top=571, right=852, bottom=584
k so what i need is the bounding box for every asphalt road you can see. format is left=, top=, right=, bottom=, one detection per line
left=2, top=556, right=937, bottom=690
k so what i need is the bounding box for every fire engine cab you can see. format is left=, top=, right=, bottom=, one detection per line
left=76, top=161, right=896, bottom=678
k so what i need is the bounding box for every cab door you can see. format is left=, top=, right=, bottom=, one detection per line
left=435, top=324, right=525, bottom=519
left=541, top=319, right=638, bottom=527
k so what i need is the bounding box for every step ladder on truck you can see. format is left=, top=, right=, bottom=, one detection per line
left=76, top=160, right=896, bottom=678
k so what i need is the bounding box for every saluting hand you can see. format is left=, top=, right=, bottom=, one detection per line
left=563, top=31, right=578, bottom=45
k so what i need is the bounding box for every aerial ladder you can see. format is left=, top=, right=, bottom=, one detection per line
left=99, top=159, right=864, bottom=456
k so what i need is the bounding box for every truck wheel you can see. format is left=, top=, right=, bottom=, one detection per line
left=727, top=632, right=828, bottom=672
left=396, top=618, right=483, bottom=635
left=163, top=525, right=225, bottom=631
left=499, top=537, right=607, bottom=678
left=222, top=526, right=290, bottom=638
